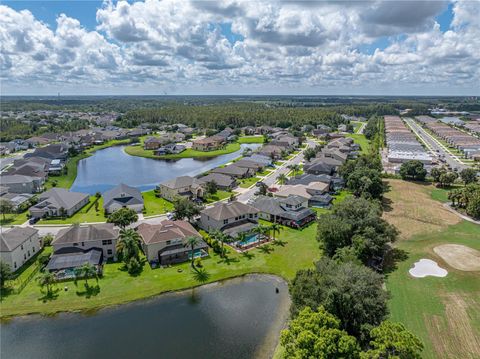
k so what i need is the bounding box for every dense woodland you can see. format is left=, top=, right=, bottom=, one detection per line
left=1, top=96, right=478, bottom=140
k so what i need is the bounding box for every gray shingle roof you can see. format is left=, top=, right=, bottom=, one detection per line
left=0, top=227, right=38, bottom=252
left=34, top=188, right=89, bottom=211
left=160, top=176, right=201, bottom=189
left=201, top=201, right=258, bottom=221
left=197, top=173, right=236, bottom=187
left=53, top=223, right=118, bottom=246
left=103, top=183, right=143, bottom=208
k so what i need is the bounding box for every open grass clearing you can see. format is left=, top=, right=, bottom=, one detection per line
left=383, top=179, right=460, bottom=240
left=345, top=133, right=371, bottom=154
left=238, top=136, right=265, bottom=144
left=384, top=179, right=480, bottom=359
left=0, top=210, right=29, bottom=226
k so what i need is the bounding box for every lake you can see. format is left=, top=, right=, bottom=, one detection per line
left=0, top=275, right=290, bottom=359
left=70, top=143, right=261, bottom=194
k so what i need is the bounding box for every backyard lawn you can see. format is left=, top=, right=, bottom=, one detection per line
left=143, top=190, right=174, bottom=216
left=125, top=142, right=241, bottom=159
left=239, top=176, right=261, bottom=188
left=238, top=136, right=265, bottom=144
left=0, top=222, right=321, bottom=317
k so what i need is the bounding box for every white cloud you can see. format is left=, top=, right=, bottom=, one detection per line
left=1, top=0, right=479, bottom=95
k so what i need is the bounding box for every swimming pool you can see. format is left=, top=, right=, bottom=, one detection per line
left=238, top=234, right=260, bottom=247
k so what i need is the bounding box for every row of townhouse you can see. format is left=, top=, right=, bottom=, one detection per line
left=416, top=116, right=480, bottom=159
left=385, top=116, right=432, bottom=165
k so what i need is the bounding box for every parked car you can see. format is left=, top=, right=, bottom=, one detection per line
left=29, top=217, right=40, bottom=225
left=166, top=212, right=174, bottom=220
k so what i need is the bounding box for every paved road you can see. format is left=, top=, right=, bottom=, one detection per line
left=237, top=139, right=314, bottom=203
left=404, top=118, right=468, bottom=172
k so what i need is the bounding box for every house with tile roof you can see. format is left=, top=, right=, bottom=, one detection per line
left=137, top=220, right=208, bottom=265
left=199, top=201, right=259, bottom=238
left=158, top=176, right=204, bottom=202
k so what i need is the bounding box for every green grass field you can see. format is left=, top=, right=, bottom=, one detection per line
left=386, top=221, right=480, bottom=359
left=239, top=176, right=261, bottom=188
left=125, top=142, right=241, bottom=159
left=204, top=190, right=233, bottom=204
left=142, top=190, right=174, bottom=216
left=0, top=211, right=29, bottom=226
left=345, top=133, right=371, bottom=154
left=238, top=136, right=265, bottom=144
left=0, top=222, right=320, bottom=317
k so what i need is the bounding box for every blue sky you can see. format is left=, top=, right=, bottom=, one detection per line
left=1, top=0, right=478, bottom=96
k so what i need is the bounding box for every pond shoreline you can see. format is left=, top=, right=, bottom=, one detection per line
left=0, top=272, right=289, bottom=320
left=1, top=274, right=291, bottom=359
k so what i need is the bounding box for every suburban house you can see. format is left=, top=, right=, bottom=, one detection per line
left=303, top=160, right=336, bottom=176
left=321, top=148, right=349, bottom=163
left=197, top=173, right=237, bottom=190
left=0, top=174, right=44, bottom=193
left=103, top=183, right=144, bottom=214
left=25, top=144, right=69, bottom=161
left=154, top=143, right=186, bottom=155
left=233, top=159, right=265, bottom=172
left=251, top=195, right=316, bottom=228
left=192, top=137, right=224, bottom=151
left=199, top=201, right=259, bottom=238
left=137, top=220, right=208, bottom=265
left=144, top=137, right=164, bottom=150
left=246, top=154, right=273, bottom=166
left=258, top=145, right=284, bottom=159
left=275, top=181, right=331, bottom=207
left=0, top=192, right=34, bottom=210
left=158, top=176, right=204, bottom=202
left=49, top=223, right=119, bottom=266
left=29, top=188, right=89, bottom=218
left=0, top=227, right=41, bottom=272
left=211, top=164, right=253, bottom=178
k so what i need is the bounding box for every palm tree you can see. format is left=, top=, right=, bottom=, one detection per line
left=236, top=232, right=247, bottom=247
left=185, top=236, right=200, bottom=269
left=37, top=271, right=55, bottom=295
left=253, top=224, right=269, bottom=240
left=269, top=223, right=281, bottom=241
left=75, top=262, right=97, bottom=287
left=288, top=164, right=300, bottom=176
left=277, top=173, right=288, bottom=185
left=117, top=228, right=141, bottom=263
left=212, top=230, right=229, bottom=257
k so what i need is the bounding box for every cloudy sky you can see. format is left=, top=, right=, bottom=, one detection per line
left=1, top=0, right=479, bottom=96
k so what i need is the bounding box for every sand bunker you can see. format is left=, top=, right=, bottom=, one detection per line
left=409, top=259, right=448, bottom=278
left=433, top=244, right=480, bottom=271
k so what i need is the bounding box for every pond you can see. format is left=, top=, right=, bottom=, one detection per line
left=70, top=143, right=261, bottom=194
left=0, top=275, right=290, bottom=359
